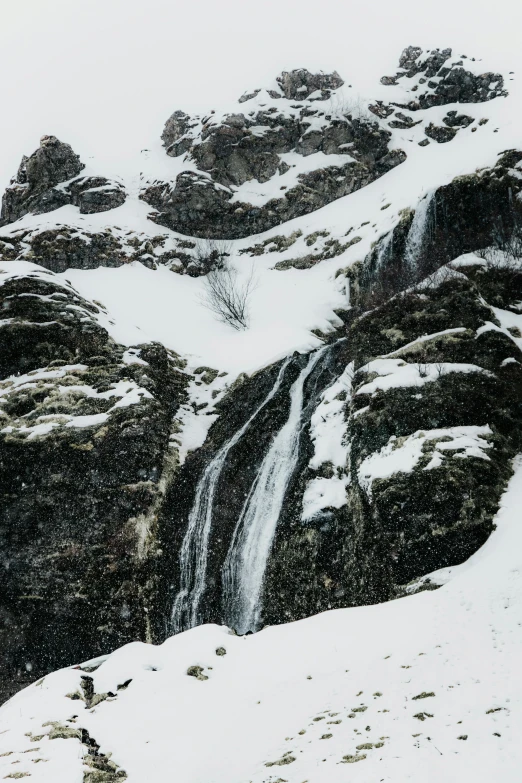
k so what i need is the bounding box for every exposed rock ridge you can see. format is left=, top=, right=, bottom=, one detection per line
left=0, top=136, right=125, bottom=227
left=380, top=45, right=507, bottom=109
left=0, top=224, right=217, bottom=275
left=141, top=68, right=405, bottom=238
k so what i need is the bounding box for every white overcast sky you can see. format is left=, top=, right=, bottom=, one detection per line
left=1, top=0, right=521, bottom=191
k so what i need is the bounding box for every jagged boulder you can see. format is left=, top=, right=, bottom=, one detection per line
left=161, top=110, right=194, bottom=156
left=275, top=68, right=344, bottom=100
left=23, top=134, right=84, bottom=190
left=0, top=137, right=126, bottom=227
left=380, top=46, right=507, bottom=110
left=68, top=177, right=126, bottom=214
left=1, top=136, right=84, bottom=225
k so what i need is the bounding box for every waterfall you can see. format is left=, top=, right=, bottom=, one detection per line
left=222, top=344, right=331, bottom=635
left=170, top=357, right=291, bottom=633
left=404, top=191, right=435, bottom=270
left=375, top=228, right=394, bottom=269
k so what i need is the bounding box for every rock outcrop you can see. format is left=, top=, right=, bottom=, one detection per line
left=275, top=68, right=344, bottom=100
left=0, top=225, right=226, bottom=275
left=0, top=265, right=187, bottom=703
left=266, top=262, right=522, bottom=619
left=141, top=69, right=405, bottom=238
left=0, top=136, right=125, bottom=227
left=380, top=46, right=507, bottom=109
left=359, top=150, right=522, bottom=303
left=368, top=46, right=508, bottom=147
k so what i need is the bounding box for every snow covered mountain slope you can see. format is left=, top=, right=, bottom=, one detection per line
left=0, top=47, right=519, bottom=374
left=1, top=41, right=522, bottom=713
left=1, top=456, right=522, bottom=783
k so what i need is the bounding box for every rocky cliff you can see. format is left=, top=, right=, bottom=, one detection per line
left=0, top=46, right=521, bottom=703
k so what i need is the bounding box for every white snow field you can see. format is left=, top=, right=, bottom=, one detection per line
left=1, top=456, right=521, bottom=783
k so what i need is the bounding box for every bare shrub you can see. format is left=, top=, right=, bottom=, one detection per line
left=416, top=360, right=429, bottom=378
left=415, top=348, right=429, bottom=378
left=435, top=362, right=446, bottom=378
left=191, top=239, right=232, bottom=276
left=474, top=232, right=522, bottom=272
left=202, top=260, right=256, bottom=330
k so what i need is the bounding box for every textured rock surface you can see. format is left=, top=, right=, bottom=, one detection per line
left=0, top=137, right=125, bottom=227
left=0, top=266, right=187, bottom=703
left=275, top=68, right=344, bottom=100
left=141, top=69, right=405, bottom=238
left=143, top=149, right=405, bottom=240
left=157, top=340, right=348, bottom=629
left=0, top=51, right=518, bottom=708
left=359, top=150, right=522, bottom=302
left=380, top=46, right=507, bottom=109
left=263, top=266, right=522, bottom=621
left=0, top=226, right=223, bottom=275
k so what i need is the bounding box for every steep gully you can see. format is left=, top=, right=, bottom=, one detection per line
left=170, top=342, right=344, bottom=635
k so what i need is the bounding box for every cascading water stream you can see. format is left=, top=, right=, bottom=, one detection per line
left=170, top=357, right=291, bottom=633
left=404, top=190, right=435, bottom=270
left=375, top=227, right=394, bottom=269
left=222, top=344, right=332, bottom=634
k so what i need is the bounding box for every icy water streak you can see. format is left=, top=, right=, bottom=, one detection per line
left=170, top=358, right=291, bottom=633
left=222, top=345, right=331, bottom=634
left=404, top=190, right=435, bottom=270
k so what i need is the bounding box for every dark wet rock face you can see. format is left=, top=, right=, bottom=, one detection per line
left=359, top=151, right=522, bottom=303
left=153, top=253, right=522, bottom=631
left=157, top=340, right=349, bottom=629
left=0, top=268, right=187, bottom=703
left=343, top=273, right=522, bottom=596
left=0, top=137, right=125, bottom=226
left=262, top=270, right=522, bottom=622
